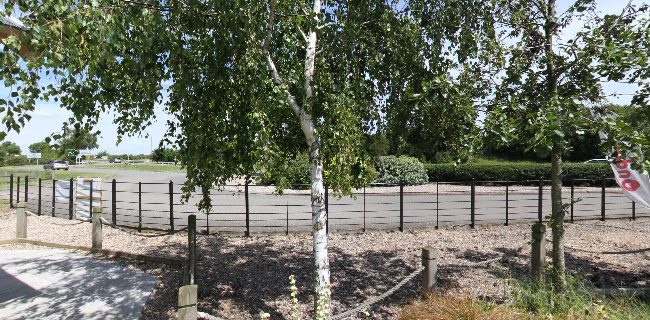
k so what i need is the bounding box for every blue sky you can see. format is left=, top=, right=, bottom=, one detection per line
left=0, top=0, right=644, bottom=155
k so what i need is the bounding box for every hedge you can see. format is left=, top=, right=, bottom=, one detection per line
left=425, top=163, right=613, bottom=183
left=374, top=156, right=428, bottom=185
left=286, top=153, right=311, bottom=187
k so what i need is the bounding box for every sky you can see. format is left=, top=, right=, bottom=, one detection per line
left=0, top=0, right=645, bottom=156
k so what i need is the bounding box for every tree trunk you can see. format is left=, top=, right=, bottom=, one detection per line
left=264, top=0, right=330, bottom=316
left=544, top=0, right=566, bottom=287
left=309, top=138, right=330, bottom=317
left=550, top=151, right=565, bottom=286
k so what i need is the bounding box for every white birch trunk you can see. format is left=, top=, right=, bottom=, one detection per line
left=264, top=0, right=330, bottom=317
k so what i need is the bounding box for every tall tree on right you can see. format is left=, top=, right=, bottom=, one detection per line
left=417, top=0, right=649, bottom=287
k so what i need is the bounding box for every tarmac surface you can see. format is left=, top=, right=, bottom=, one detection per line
left=0, top=249, right=158, bottom=319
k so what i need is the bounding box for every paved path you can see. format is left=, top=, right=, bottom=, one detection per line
left=0, top=249, right=158, bottom=320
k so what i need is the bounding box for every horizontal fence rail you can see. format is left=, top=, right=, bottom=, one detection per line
left=1, top=174, right=648, bottom=235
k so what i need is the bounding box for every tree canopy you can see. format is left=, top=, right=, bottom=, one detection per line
left=0, top=0, right=434, bottom=315
left=0, top=140, right=20, bottom=155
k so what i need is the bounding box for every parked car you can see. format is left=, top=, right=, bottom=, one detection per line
left=109, top=157, right=122, bottom=163
left=584, top=159, right=609, bottom=163
left=43, top=160, right=69, bottom=170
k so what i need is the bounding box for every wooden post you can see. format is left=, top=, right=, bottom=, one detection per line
left=92, top=206, right=103, bottom=249
left=531, top=223, right=546, bottom=280
left=421, top=246, right=437, bottom=296
left=16, top=202, right=26, bottom=239
left=177, top=284, right=198, bottom=320
left=188, top=214, right=197, bottom=286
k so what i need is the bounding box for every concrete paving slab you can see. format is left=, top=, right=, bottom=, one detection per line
left=0, top=249, right=159, bottom=320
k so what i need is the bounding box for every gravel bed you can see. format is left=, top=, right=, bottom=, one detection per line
left=2, top=206, right=650, bottom=319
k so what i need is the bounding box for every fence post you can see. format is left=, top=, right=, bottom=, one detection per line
left=138, top=182, right=142, bottom=233
left=169, top=180, right=175, bottom=233
left=16, top=176, right=20, bottom=204
left=505, top=180, right=509, bottom=226
left=601, top=176, right=606, bottom=221
left=421, top=246, right=437, bottom=296
left=68, top=178, right=74, bottom=220
left=178, top=285, right=198, bottom=320
left=92, top=206, right=103, bottom=249
left=531, top=223, right=546, bottom=280
left=24, top=175, right=28, bottom=203
left=399, top=182, right=404, bottom=232
left=570, top=179, right=575, bottom=223
left=286, top=195, right=289, bottom=236
left=470, top=179, right=475, bottom=228
left=90, top=180, right=94, bottom=217
left=51, top=179, right=55, bottom=217
left=188, top=214, right=197, bottom=285
left=9, top=173, right=13, bottom=208
left=37, top=178, right=42, bottom=216
left=538, top=177, right=543, bottom=223
left=363, top=185, right=366, bottom=232
left=16, top=202, right=26, bottom=239
left=435, top=181, right=439, bottom=229
left=112, top=179, right=117, bottom=225
left=632, top=201, right=636, bottom=221
left=325, top=183, right=329, bottom=234
left=245, top=180, right=250, bottom=237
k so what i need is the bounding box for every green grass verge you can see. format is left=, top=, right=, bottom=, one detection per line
left=401, top=272, right=650, bottom=319
left=510, top=272, right=650, bottom=319
left=91, top=164, right=185, bottom=172
left=0, top=168, right=116, bottom=188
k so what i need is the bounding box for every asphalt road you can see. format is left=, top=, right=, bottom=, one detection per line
left=10, top=165, right=650, bottom=234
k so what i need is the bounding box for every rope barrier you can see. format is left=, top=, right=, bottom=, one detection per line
left=565, top=245, right=650, bottom=255
left=100, top=217, right=187, bottom=237
left=438, top=241, right=529, bottom=269
left=329, top=265, right=425, bottom=320
left=197, top=311, right=229, bottom=320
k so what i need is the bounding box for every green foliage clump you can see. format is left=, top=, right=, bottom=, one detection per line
left=425, top=163, right=612, bottom=183
left=285, top=153, right=311, bottom=187
left=4, top=156, right=28, bottom=166
left=374, top=156, right=427, bottom=185
left=151, top=147, right=178, bottom=162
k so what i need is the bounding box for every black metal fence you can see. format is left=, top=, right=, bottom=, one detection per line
left=4, top=174, right=649, bottom=235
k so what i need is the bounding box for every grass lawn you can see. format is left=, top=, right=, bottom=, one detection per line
left=0, top=167, right=116, bottom=188
left=92, top=164, right=185, bottom=172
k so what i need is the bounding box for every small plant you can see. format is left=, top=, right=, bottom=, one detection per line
left=289, top=275, right=300, bottom=320
left=315, top=283, right=331, bottom=320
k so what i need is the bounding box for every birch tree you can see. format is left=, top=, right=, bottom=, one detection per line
left=1, top=0, right=425, bottom=315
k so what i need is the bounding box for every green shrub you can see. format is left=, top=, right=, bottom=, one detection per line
left=374, top=156, right=427, bottom=185
left=425, top=163, right=612, bottom=183
left=286, top=153, right=311, bottom=187
left=5, top=156, right=29, bottom=167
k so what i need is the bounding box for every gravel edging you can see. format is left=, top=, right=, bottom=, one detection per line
left=2, top=207, right=650, bottom=319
